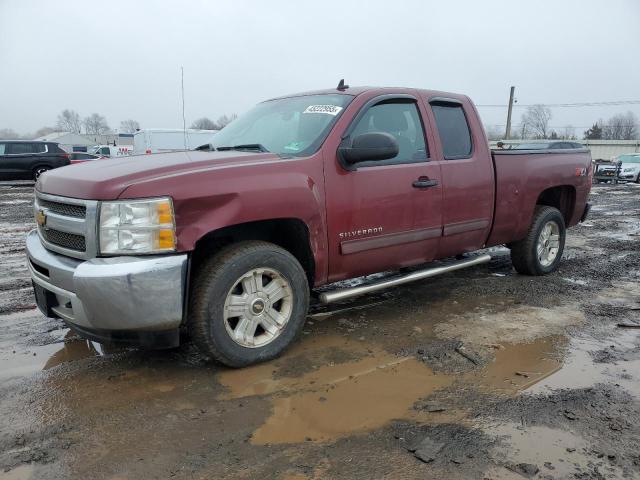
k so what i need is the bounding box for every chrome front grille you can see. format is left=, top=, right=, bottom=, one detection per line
left=37, top=199, right=86, bottom=218
left=34, top=192, right=99, bottom=260
left=41, top=228, right=86, bottom=251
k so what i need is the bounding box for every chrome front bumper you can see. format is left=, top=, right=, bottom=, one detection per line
left=26, top=229, right=188, bottom=334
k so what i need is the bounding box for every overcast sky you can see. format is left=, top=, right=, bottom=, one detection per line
left=1, top=0, right=639, bottom=136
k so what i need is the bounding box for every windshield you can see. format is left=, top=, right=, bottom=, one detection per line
left=208, top=94, right=353, bottom=156
left=619, top=155, right=640, bottom=164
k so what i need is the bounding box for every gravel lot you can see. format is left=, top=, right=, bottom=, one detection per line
left=0, top=181, right=639, bottom=480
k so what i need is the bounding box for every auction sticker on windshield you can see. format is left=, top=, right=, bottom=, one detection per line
left=303, top=105, right=343, bottom=115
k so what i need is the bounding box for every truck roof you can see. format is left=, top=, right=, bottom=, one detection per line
left=267, top=86, right=470, bottom=103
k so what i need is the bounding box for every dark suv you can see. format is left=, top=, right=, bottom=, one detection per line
left=0, top=140, right=70, bottom=180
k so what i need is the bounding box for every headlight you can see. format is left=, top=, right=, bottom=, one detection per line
left=99, top=197, right=176, bottom=255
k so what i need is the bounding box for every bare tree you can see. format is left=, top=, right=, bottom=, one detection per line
left=520, top=105, right=552, bottom=139
left=603, top=111, right=638, bottom=140
left=191, top=117, right=217, bottom=130
left=56, top=109, right=81, bottom=133
left=119, top=119, right=140, bottom=133
left=0, top=128, right=21, bottom=139
left=83, top=113, right=110, bottom=135
left=216, top=114, right=237, bottom=129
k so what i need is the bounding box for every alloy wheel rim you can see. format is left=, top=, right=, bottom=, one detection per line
left=223, top=268, right=293, bottom=348
left=537, top=221, right=561, bottom=267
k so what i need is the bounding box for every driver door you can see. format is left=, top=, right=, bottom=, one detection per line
left=323, top=96, right=443, bottom=283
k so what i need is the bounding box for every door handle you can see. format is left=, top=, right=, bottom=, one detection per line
left=412, top=177, right=439, bottom=189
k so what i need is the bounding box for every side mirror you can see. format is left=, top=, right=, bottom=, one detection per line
left=339, top=132, right=399, bottom=165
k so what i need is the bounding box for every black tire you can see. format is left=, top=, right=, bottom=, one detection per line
left=33, top=166, right=50, bottom=180
left=510, top=206, right=566, bottom=276
left=188, top=241, right=309, bottom=367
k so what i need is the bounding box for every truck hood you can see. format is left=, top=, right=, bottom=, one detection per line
left=37, top=150, right=280, bottom=200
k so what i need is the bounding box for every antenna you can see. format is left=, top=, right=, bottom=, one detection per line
left=181, top=66, right=187, bottom=150
left=337, top=79, right=349, bottom=91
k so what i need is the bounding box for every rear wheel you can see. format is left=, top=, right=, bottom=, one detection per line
left=510, top=206, right=566, bottom=276
left=189, top=241, right=309, bottom=367
left=33, top=166, right=50, bottom=180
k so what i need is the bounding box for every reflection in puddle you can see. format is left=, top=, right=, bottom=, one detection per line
left=43, top=337, right=101, bottom=370
left=218, top=334, right=567, bottom=445
left=0, top=330, right=101, bottom=381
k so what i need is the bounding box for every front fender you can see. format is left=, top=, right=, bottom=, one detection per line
left=119, top=155, right=328, bottom=283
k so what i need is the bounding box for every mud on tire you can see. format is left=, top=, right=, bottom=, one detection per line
left=510, top=205, right=566, bottom=276
left=188, top=241, right=309, bottom=367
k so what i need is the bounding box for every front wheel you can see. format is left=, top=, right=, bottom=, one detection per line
left=33, top=166, right=50, bottom=180
left=510, top=206, right=566, bottom=276
left=189, top=241, right=309, bottom=367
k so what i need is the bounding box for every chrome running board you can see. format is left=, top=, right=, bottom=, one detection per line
left=319, top=254, right=491, bottom=304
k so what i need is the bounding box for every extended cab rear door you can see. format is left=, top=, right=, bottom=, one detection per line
left=422, top=96, right=495, bottom=257
left=323, top=92, right=444, bottom=283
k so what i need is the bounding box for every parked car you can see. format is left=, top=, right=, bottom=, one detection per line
left=89, top=145, right=133, bottom=157
left=133, top=128, right=218, bottom=155
left=26, top=84, right=592, bottom=367
left=0, top=140, right=70, bottom=180
left=615, top=153, right=640, bottom=183
left=69, top=153, right=103, bottom=165
left=512, top=141, right=584, bottom=150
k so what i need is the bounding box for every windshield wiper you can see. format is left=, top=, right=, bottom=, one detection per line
left=216, top=144, right=270, bottom=153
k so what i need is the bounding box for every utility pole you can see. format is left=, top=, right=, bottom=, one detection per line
left=505, top=86, right=515, bottom=140
left=181, top=66, right=187, bottom=151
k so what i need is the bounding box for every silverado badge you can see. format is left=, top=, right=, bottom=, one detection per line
left=36, top=209, right=47, bottom=227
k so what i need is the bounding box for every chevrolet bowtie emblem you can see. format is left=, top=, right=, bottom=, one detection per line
left=36, top=209, right=47, bottom=227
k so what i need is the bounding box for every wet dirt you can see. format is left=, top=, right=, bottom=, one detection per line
left=0, top=182, right=639, bottom=479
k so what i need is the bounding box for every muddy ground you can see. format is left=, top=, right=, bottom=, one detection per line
left=0, top=180, right=639, bottom=480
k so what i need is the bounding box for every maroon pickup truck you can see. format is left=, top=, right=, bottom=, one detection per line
left=27, top=84, right=592, bottom=367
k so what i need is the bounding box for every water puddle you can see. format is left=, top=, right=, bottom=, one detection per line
left=0, top=464, right=34, bottom=480
left=217, top=334, right=568, bottom=445
left=218, top=335, right=453, bottom=443
left=0, top=329, right=101, bottom=381
left=530, top=331, right=640, bottom=398
left=483, top=422, right=624, bottom=478
left=470, top=336, right=564, bottom=392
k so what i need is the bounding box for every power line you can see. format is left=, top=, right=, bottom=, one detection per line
left=476, top=100, right=640, bottom=108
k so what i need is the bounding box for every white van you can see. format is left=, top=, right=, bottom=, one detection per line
left=89, top=145, right=134, bottom=157
left=133, top=129, right=218, bottom=155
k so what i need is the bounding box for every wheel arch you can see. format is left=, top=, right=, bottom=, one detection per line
left=535, top=185, right=576, bottom=225
left=191, top=218, right=316, bottom=287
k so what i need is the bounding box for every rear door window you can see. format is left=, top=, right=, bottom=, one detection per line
left=430, top=103, right=473, bottom=159
left=32, top=143, right=47, bottom=153
left=7, top=143, right=34, bottom=154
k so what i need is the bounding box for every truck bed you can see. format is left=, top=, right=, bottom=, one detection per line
left=486, top=148, right=592, bottom=247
